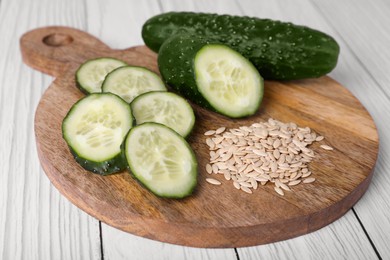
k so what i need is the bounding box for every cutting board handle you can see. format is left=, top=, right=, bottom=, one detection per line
left=20, top=26, right=111, bottom=77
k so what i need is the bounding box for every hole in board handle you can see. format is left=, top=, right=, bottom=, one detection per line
left=43, top=33, right=73, bottom=47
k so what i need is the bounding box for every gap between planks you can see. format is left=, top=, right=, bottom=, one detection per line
left=351, top=208, right=382, bottom=260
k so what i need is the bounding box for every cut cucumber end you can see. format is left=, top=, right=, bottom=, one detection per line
left=131, top=91, right=195, bottom=137
left=62, top=93, right=133, bottom=174
left=194, top=44, right=264, bottom=118
left=102, top=66, right=167, bottom=103
left=76, top=58, right=127, bottom=94
left=124, top=123, right=198, bottom=198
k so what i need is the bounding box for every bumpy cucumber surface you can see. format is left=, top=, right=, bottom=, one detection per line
left=124, top=122, right=198, bottom=198
left=131, top=91, right=195, bottom=137
left=62, top=93, right=133, bottom=175
left=142, top=12, right=340, bottom=80
left=102, top=66, right=167, bottom=103
left=158, top=34, right=263, bottom=118
left=76, top=57, right=127, bottom=94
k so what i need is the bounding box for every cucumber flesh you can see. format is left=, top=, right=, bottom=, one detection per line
left=124, top=123, right=197, bottom=198
left=62, top=93, right=133, bottom=175
left=194, top=44, right=263, bottom=118
left=131, top=91, right=195, bottom=137
left=76, top=58, right=127, bottom=94
left=102, top=66, right=167, bottom=103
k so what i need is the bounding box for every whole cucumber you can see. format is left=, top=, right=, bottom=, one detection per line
left=143, top=12, right=340, bottom=80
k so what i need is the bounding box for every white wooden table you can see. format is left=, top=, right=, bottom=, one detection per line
left=1, top=0, right=389, bottom=259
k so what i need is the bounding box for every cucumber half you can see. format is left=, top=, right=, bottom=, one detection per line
left=62, top=93, right=133, bottom=175
left=131, top=91, right=195, bottom=137
left=158, top=34, right=264, bottom=118
left=76, top=57, right=127, bottom=94
left=102, top=66, right=167, bottom=103
left=124, top=123, right=197, bottom=198
left=194, top=44, right=263, bottom=118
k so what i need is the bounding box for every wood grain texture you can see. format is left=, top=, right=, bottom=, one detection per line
left=20, top=25, right=378, bottom=247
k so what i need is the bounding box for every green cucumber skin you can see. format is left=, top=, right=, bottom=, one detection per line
left=143, top=12, right=340, bottom=80
left=68, top=145, right=127, bottom=175
left=158, top=35, right=225, bottom=115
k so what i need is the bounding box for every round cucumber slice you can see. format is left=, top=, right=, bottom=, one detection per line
left=76, top=57, right=127, bottom=94
left=62, top=93, right=133, bottom=175
left=194, top=44, right=263, bottom=118
left=102, top=66, right=167, bottom=103
left=124, top=123, right=198, bottom=198
left=131, top=91, right=195, bottom=137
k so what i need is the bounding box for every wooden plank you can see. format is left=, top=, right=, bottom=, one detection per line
left=313, top=0, right=390, bottom=97
left=0, top=0, right=101, bottom=259
left=238, top=211, right=376, bottom=260
left=102, top=224, right=237, bottom=260
left=311, top=0, right=390, bottom=257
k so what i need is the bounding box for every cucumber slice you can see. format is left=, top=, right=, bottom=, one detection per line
left=102, top=66, right=167, bottom=103
left=76, top=57, right=127, bottom=94
left=131, top=91, right=195, bottom=137
left=194, top=44, right=263, bottom=118
left=124, top=123, right=197, bottom=198
left=62, top=93, right=133, bottom=175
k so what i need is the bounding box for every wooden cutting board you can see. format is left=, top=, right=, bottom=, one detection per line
left=20, top=26, right=379, bottom=248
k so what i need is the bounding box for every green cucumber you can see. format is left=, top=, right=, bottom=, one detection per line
left=131, top=91, right=195, bottom=137
left=124, top=123, right=197, bottom=198
left=76, top=57, right=127, bottom=94
left=102, top=66, right=167, bottom=103
left=142, top=12, right=340, bottom=80
left=158, top=34, right=263, bottom=118
left=62, top=93, right=133, bottom=175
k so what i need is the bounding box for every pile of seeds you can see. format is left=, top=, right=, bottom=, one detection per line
left=204, top=118, right=333, bottom=196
